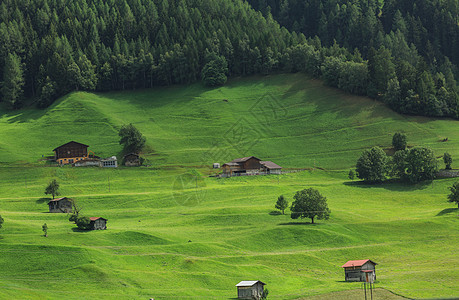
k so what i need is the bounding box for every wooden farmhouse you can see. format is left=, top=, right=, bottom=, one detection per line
left=235, top=280, right=266, bottom=300
left=222, top=156, right=282, bottom=177
left=53, top=141, right=90, bottom=165
left=89, top=217, right=107, bottom=230
left=341, top=259, right=377, bottom=282
left=123, top=153, right=141, bottom=166
left=48, top=197, right=73, bottom=213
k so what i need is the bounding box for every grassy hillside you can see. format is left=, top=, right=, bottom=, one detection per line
left=1, top=73, right=458, bottom=169
left=0, top=74, right=458, bottom=299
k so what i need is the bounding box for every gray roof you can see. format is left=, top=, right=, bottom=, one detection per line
left=261, top=161, right=282, bottom=169
left=231, top=156, right=261, bottom=163
left=235, top=280, right=266, bottom=287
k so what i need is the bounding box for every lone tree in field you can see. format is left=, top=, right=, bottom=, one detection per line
left=42, top=223, right=48, bottom=237
left=290, top=188, right=330, bottom=224
left=0, top=215, right=4, bottom=229
left=443, top=152, right=452, bottom=170
left=45, top=179, right=60, bottom=199
left=118, top=123, right=146, bottom=154
left=392, top=132, right=407, bottom=151
left=447, top=182, right=459, bottom=208
left=275, top=195, right=288, bottom=214
left=356, top=146, right=388, bottom=183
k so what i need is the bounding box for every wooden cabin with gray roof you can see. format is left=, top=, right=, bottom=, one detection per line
left=235, top=280, right=266, bottom=299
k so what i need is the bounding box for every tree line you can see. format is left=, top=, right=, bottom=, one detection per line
left=1, top=0, right=458, bottom=120
left=0, top=0, right=297, bottom=108
left=248, top=0, right=459, bottom=118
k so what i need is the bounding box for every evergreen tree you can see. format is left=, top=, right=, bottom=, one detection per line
left=1, top=52, right=24, bottom=109
left=275, top=195, right=288, bottom=214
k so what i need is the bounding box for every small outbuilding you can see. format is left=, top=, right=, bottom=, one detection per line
left=341, top=259, right=377, bottom=282
left=101, top=156, right=118, bottom=168
left=89, top=217, right=107, bottom=230
left=261, top=161, right=282, bottom=175
left=48, top=197, right=73, bottom=213
left=123, top=153, right=141, bottom=166
left=235, top=280, right=266, bottom=300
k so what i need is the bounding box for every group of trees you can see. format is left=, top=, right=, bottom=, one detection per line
left=275, top=188, right=331, bottom=224
left=355, top=133, right=440, bottom=183
left=249, top=0, right=459, bottom=118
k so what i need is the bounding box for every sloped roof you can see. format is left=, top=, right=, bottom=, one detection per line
left=90, top=217, right=107, bottom=221
left=231, top=156, right=261, bottom=163
left=53, top=141, right=89, bottom=151
left=48, top=197, right=71, bottom=204
left=261, top=161, right=282, bottom=169
left=341, top=259, right=377, bottom=268
left=235, top=280, right=266, bottom=287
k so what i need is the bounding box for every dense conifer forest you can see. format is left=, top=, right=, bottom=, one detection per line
left=0, top=0, right=458, bottom=118
left=249, top=0, right=459, bottom=117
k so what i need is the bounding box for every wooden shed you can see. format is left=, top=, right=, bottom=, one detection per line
left=89, top=217, right=107, bottom=230
left=123, top=153, right=141, bottom=166
left=341, top=259, right=377, bottom=282
left=235, top=280, right=266, bottom=300
left=261, top=161, right=282, bottom=175
left=53, top=141, right=89, bottom=165
left=48, top=197, right=73, bottom=213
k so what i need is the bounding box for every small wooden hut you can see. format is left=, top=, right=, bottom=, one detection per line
left=48, top=197, right=73, bottom=213
left=123, top=153, right=141, bottom=166
left=89, top=217, right=107, bottom=230
left=341, top=259, right=377, bottom=282
left=235, top=280, right=266, bottom=300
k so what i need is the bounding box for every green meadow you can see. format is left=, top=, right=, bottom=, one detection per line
left=0, top=74, right=458, bottom=299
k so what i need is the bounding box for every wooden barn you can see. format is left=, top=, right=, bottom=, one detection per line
left=48, top=197, right=73, bottom=213
left=235, top=280, right=266, bottom=300
left=53, top=141, right=90, bottom=165
left=123, top=153, right=141, bottom=166
left=222, top=156, right=282, bottom=177
left=341, top=259, right=377, bottom=282
left=89, top=217, right=107, bottom=230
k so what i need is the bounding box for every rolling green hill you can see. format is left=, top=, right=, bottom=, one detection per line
left=0, top=74, right=458, bottom=299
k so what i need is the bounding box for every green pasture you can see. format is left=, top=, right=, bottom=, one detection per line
left=0, top=74, right=458, bottom=299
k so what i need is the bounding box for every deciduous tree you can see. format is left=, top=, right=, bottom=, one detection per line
left=356, top=147, right=388, bottom=183
left=45, top=179, right=60, bottom=199
left=42, top=223, right=48, bottom=237
left=447, top=181, right=459, bottom=208
left=290, top=188, right=330, bottom=224
left=118, top=123, right=146, bottom=154
left=392, top=132, right=407, bottom=151
left=443, top=152, right=452, bottom=170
